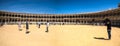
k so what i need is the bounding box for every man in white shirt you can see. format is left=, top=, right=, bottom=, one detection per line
left=18, top=21, right=22, bottom=31
left=45, top=21, right=49, bottom=32
left=38, top=22, right=41, bottom=28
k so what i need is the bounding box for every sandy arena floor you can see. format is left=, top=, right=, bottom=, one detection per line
left=0, top=25, right=120, bottom=46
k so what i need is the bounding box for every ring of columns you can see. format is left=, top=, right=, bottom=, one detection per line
left=0, top=8, right=120, bottom=27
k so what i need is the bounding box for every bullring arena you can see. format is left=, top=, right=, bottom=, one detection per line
left=0, top=5, right=120, bottom=46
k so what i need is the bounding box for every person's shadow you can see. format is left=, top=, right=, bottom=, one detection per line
left=94, top=37, right=110, bottom=40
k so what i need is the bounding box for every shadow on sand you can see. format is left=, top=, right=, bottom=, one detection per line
left=94, top=37, right=110, bottom=40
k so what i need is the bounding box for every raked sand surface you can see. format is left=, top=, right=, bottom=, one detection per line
left=0, top=25, right=120, bottom=46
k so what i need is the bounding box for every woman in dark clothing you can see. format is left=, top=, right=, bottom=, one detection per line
left=104, top=18, right=112, bottom=40
left=26, top=21, right=30, bottom=34
left=0, top=19, right=5, bottom=26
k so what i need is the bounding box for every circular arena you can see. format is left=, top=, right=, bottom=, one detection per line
left=0, top=4, right=120, bottom=46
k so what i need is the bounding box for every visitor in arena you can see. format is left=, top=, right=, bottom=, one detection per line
left=26, top=21, right=30, bottom=34
left=38, top=22, right=41, bottom=28
left=18, top=20, right=22, bottom=31
left=104, top=18, right=112, bottom=40
left=92, top=19, right=95, bottom=25
left=45, top=21, right=49, bottom=32
left=0, top=19, right=5, bottom=26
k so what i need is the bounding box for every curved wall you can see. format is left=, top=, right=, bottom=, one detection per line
left=0, top=8, right=120, bottom=26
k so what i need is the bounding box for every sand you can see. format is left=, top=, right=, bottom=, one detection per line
left=0, top=25, right=120, bottom=46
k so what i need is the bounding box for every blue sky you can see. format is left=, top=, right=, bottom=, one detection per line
left=0, top=0, right=120, bottom=14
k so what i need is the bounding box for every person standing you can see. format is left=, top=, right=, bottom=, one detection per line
left=45, top=22, right=49, bottom=32
left=104, top=18, right=112, bottom=40
left=92, top=19, right=95, bottom=25
left=0, top=19, right=5, bottom=26
left=38, top=22, right=41, bottom=28
left=26, top=21, right=30, bottom=34
left=18, top=21, right=22, bottom=31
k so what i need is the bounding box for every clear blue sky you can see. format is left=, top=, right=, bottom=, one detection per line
left=0, top=0, right=120, bottom=14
